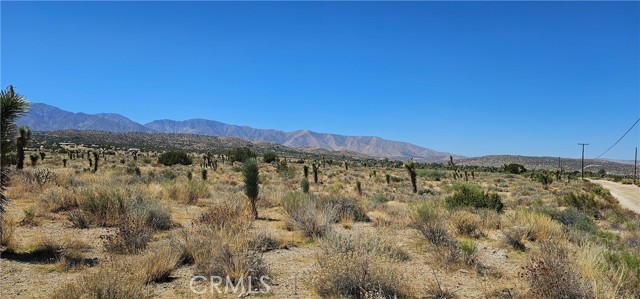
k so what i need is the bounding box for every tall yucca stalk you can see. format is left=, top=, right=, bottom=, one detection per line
left=1, top=85, right=30, bottom=239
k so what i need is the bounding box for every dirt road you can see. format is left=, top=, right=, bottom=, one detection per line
left=590, top=180, right=640, bottom=214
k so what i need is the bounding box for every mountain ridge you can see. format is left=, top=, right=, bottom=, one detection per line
left=18, top=103, right=456, bottom=162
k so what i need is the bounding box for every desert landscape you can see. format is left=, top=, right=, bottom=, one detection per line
left=2, top=1, right=639, bottom=298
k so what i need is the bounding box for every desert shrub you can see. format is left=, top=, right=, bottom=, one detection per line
left=313, top=234, right=410, bottom=298
left=459, top=240, right=478, bottom=266
left=603, top=250, right=640, bottom=296
left=227, top=147, right=256, bottom=163
left=105, top=213, right=155, bottom=254
left=411, top=201, right=454, bottom=247
left=445, top=183, right=503, bottom=212
left=39, top=186, right=78, bottom=212
left=522, top=242, right=593, bottom=298
left=1, top=216, right=16, bottom=247
left=315, top=194, right=368, bottom=222
left=282, top=192, right=336, bottom=237
left=417, top=168, right=445, bottom=181
left=369, top=192, right=390, bottom=209
left=67, top=210, right=89, bottom=229
left=590, top=184, right=610, bottom=197
left=184, top=224, right=268, bottom=290
left=322, top=233, right=409, bottom=262
left=59, top=238, right=93, bottom=270
left=508, top=210, right=563, bottom=242
left=51, top=262, right=151, bottom=299
left=543, top=207, right=597, bottom=233
left=503, top=226, right=527, bottom=251
left=248, top=230, right=286, bottom=252
left=300, top=178, right=310, bottom=193
left=136, top=242, right=183, bottom=284
left=559, top=192, right=598, bottom=216
left=166, top=180, right=209, bottom=204
left=78, top=186, right=133, bottom=226
left=262, top=152, right=277, bottom=163
left=451, top=210, right=482, bottom=237
left=199, top=200, right=244, bottom=229
left=157, top=151, right=192, bottom=166
left=504, top=163, right=526, bottom=174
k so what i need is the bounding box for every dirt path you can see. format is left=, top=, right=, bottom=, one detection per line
left=590, top=180, right=640, bottom=214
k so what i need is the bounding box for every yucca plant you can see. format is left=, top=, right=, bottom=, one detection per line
left=243, top=158, right=260, bottom=220
left=404, top=159, right=417, bottom=193
left=312, top=162, right=320, bottom=184
left=15, top=126, right=31, bottom=170
left=1, top=85, right=30, bottom=241
left=303, top=165, right=309, bottom=178
left=92, top=151, right=99, bottom=172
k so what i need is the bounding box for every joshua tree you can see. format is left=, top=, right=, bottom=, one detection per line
left=93, top=151, right=99, bottom=172
left=471, top=171, right=475, bottom=179
left=62, top=158, right=67, bottom=168
left=16, top=126, right=31, bottom=169
left=404, top=159, right=417, bottom=193
left=1, top=85, right=30, bottom=240
left=356, top=180, right=362, bottom=196
left=243, top=158, right=260, bottom=220
left=312, top=161, right=320, bottom=184
left=201, top=168, right=207, bottom=181
left=345, top=161, right=349, bottom=171
left=464, top=170, right=469, bottom=181
left=303, top=165, right=309, bottom=178
left=386, top=173, right=391, bottom=185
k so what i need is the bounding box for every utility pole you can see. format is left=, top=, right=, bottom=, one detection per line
left=579, top=143, right=589, bottom=180
left=634, top=147, right=637, bottom=185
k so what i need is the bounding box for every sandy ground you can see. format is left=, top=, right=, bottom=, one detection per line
left=591, top=180, right=640, bottom=214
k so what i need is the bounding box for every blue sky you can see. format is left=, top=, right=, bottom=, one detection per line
left=1, top=1, right=638, bottom=160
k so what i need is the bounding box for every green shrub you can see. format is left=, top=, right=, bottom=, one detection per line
left=559, top=192, right=598, bottom=216
left=227, top=147, right=256, bottom=163
left=157, top=151, right=192, bottom=166
left=262, top=152, right=277, bottom=163
left=590, top=184, right=610, bottom=197
left=445, top=184, right=504, bottom=212
left=543, top=207, right=596, bottom=233
left=300, top=178, right=310, bottom=193
left=504, top=163, right=526, bottom=174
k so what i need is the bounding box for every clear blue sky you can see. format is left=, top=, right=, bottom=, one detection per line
left=2, top=1, right=638, bottom=160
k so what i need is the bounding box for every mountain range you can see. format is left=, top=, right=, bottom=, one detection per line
left=17, top=103, right=455, bottom=162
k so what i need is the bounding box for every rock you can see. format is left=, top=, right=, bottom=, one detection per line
left=497, top=249, right=507, bottom=259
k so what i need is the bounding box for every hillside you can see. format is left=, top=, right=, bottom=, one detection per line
left=29, top=130, right=374, bottom=161
left=457, top=155, right=635, bottom=175
left=19, top=103, right=454, bottom=162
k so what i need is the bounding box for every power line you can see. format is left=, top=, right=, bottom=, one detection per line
left=593, top=118, right=640, bottom=159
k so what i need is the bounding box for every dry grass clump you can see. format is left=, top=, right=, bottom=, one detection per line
left=282, top=192, right=337, bottom=238
left=165, top=180, right=209, bottom=204
left=135, top=241, right=183, bottom=284
left=313, top=233, right=411, bottom=298
left=411, top=200, right=454, bottom=247
left=451, top=210, right=482, bottom=238
left=59, top=237, right=94, bottom=270
left=315, top=193, right=368, bottom=222
left=503, top=226, right=528, bottom=251
left=105, top=213, right=155, bottom=254
left=50, top=260, right=152, bottom=299
left=521, top=241, right=592, bottom=298
left=507, top=209, right=563, bottom=242
left=199, top=200, right=245, bottom=228
left=179, top=222, right=269, bottom=290
left=38, top=186, right=78, bottom=212
left=0, top=216, right=16, bottom=248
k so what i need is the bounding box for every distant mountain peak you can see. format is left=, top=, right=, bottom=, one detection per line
left=18, top=103, right=457, bottom=162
